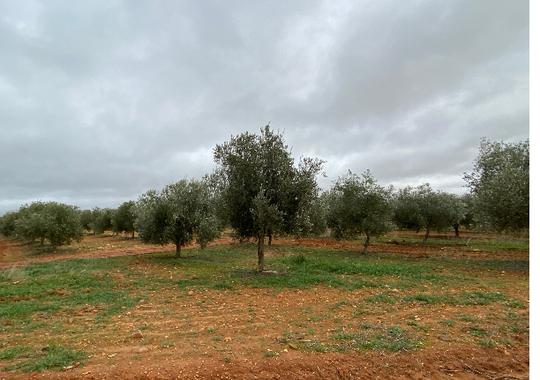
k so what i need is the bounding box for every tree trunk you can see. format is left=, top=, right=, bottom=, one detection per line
left=132, top=230, right=135, bottom=239
left=257, top=234, right=265, bottom=272
left=453, top=223, right=459, bottom=238
left=267, top=231, right=272, bottom=246
left=422, top=228, right=430, bottom=244
left=362, top=234, right=370, bottom=254
left=175, top=243, right=181, bottom=257
left=40, top=237, right=44, bottom=246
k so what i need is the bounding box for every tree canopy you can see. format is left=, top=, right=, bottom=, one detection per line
left=327, top=170, right=392, bottom=253
left=464, top=139, right=529, bottom=232
left=0, top=211, right=19, bottom=237
left=112, top=201, right=137, bottom=237
left=13, top=202, right=82, bottom=247
left=213, top=125, right=322, bottom=270
left=90, top=208, right=114, bottom=235
left=393, top=184, right=463, bottom=242
left=135, top=179, right=221, bottom=256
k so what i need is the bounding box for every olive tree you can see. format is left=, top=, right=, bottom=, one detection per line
left=283, top=157, right=325, bottom=239
left=459, top=193, right=476, bottom=232
left=393, top=184, right=461, bottom=243
left=294, top=193, right=328, bottom=237
left=14, top=202, right=82, bottom=248
left=13, top=202, right=49, bottom=244
left=135, top=179, right=221, bottom=256
left=464, top=139, right=529, bottom=232
left=213, top=125, right=322, bottom=271
left=112, top=201, right=136, bottom=238
left=446, top=194, right=467, bottom=237
left=327, top=170, right=392, bottom=254
left=90, top=208, right=113, bottom=235
left=0, top=211, right=19, bottom=237
left=79, top=210, right=93, bottom=232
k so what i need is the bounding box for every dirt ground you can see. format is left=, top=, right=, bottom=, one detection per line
left=3, top=348, right=528, bottom=380
left=0, top=233, right=529, bottom=379
left=0, top=230, right=527, bottom=268
left=0, top=235, right=234, bottom=269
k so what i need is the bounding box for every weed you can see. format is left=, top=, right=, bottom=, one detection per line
left=366, top=293, right=398, bottom=304
left=5, top=345, right=86, bottom=372
left=468, top=326, right=488, bottom=337
left=403, top=291, right=509, bottom=306
left=457, top=313, right=477, bottom=323
left=439, top=319, right=456, bottom=327
left=331, top=325, right=420, bottom=352
left=504, top=299, right=525, bottom=308
left=479, top=338, right=496, bottom=348
left=211, top=282, right=233, bottom=290
left=0, top=346, right=31, bottom=360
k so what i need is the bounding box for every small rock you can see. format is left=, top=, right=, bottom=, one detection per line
left=63, top=362, right=80, bottom=371
left=131, top=330, right=144, bottom=339
left=224, top=337, right=232, bottom=342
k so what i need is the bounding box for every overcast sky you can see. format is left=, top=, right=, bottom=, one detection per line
left=0, top=0, right=529, bottom=213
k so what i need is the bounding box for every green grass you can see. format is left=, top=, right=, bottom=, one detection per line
left=468, top=326, right=488, bottom=337
left=330, top=325, right=421, bottom=352
left=170, top=244, right=454, bottom=290
left=278, top=325, right=420, bottom=353
left=366, top=293, right=398, bottom=304
left=457, top=313, right=477, bottom=323
left=0, top=346, right=32, bottom=360
left=383, top=235, right=528, bottom=252
left=403, top=291, right=510, bottom=306
left=3, top=345, right=86, bottom=372
left=439, top=319, right=456, bottom=327
left=0, top=258, right=146, bottom=321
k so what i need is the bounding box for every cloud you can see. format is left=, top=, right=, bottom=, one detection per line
left=0, top=0, right=528, bottom=212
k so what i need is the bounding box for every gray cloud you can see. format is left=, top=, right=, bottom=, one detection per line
left=0, top=0, right=528, bottom=212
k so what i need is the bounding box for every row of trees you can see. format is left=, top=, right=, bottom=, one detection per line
left=325, top=172, right=471, bottom=254
left=79, top=202, right=137, bottom=237
left=0, top=202, right=82, bottom=248
left=0, top=127, right=529, bottom=270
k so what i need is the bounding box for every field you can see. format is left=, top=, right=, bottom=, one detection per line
left=0, top=231, right=529, bottom=379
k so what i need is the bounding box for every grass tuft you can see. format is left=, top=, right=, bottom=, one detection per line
left=4, top=345, right=86, bottom=372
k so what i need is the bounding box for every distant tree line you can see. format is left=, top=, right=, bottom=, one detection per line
left=0, top=126, right=529, bottom=270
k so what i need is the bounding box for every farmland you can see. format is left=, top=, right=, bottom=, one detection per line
left=0, top=231, right=528, bottom=379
